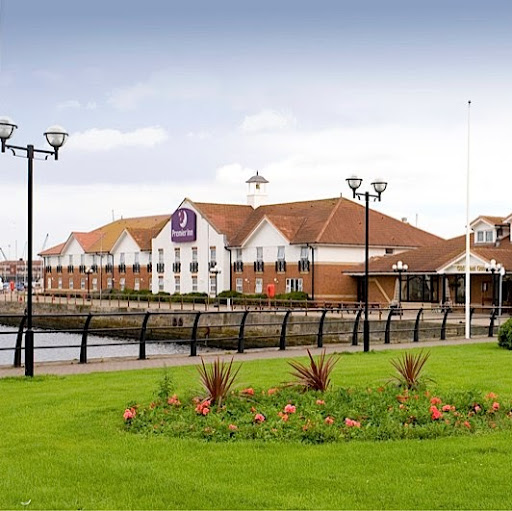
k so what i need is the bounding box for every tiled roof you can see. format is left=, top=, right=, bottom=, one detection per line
left=38, top=215, right=170, bottom=256
left=473, top=215, right=507, bottom=226
left=191, top=202, right=254, bottom=244
left=228, top=197, right=441, bottom=248
left=347, top=234, right=512, bottom=274
left=39, top=242, right=65, bottom=256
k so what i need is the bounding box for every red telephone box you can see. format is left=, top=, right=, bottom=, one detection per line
left=266, top=283, right=275, bottom=298
left=9, top=281, right=14, bottom=292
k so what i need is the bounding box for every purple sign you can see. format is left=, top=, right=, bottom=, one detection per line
left=171, top=208, right=197, bottom=242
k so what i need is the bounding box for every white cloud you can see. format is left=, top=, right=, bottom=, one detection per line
left=57, top=99, right=98, bottom=110
left=57, top=100, right=81, bottom=110
left=107, top=82, right=156, bottom=111
left=240, top=109, right=296, bottom=133
left=67, top=126, right=168, bottom=151
left=186, top=130, right=211, bottom=140
left=215, top=163, right=256, bottom=185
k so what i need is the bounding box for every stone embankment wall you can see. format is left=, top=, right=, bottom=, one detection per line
left=0, top=302, right=488, bottom=349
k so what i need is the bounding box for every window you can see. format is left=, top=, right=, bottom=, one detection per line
left=477, top=230, right=494, bottom=243
left=235, top=248, right=242, bottom=262
left=256, top=247, right=263, bottom=261
left=192, top=276, right=198, bottom=292
left=120, top=252, right=125, bottom=264
left=236, top=278, right=243, bottom=293
left=134, top=252, right=140, bottom=264
left=404, top=275, right=439, bottom=302
left=285, top=278, right=303, bottom=293
left=107, top=277, right=113, bottom=289
left=158, top=248, right=164, bottom=264
left=92, top=254, right=97, bottom=265
left=68, top=255, right=73, bottom=265
left=58, top=256, right=63, bottom=266
left=174, top=247, right=180, bottom=263
left=134, top=278, right=140, bottom=291
left=210, top=275, right=217, bottom=295
left=300, top=246, right=309, bottom=259
left=120, top=278, right=126, bottom=291
left=47, top=277, right=52, bottom=290
left=210, top=246, right=217, bottom=264
left=277, top=246, right=285, bottom=261
left=174, top=276, right=180, bottom=293
left=158, top=276, right=164, bottom=291
left=192, top=247, right=198, bottom=262
left=485, top=230, right=493, bottom=242
left=58, top=277, right=62, bottom=290
left=92, top=278, right=98, bottom=291
left=385, top=248, right=394, bottom=254
left=255, top=278, right=263, bottom=294
left=477, top=231, right=484, bottom=242
left=80, top=254, right=85, bottom=266
left=69, top=278, right=74, bottom=289
left=81, top=278, right=86, bottom=290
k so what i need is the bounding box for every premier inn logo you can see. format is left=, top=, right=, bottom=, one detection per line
left=171, top=208, right=197, bottom=242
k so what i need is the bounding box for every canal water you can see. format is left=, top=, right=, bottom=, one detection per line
left=0, top=324, right=193, bottom=366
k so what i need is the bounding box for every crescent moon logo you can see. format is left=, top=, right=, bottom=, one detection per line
left=178, top=210, right=188, bottom=228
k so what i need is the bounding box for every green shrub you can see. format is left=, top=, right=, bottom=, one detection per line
left=217, top=290, right=243, bottom=298
left=275, top=291, right=309, bottom=301
left=498, top=318, right=512, bottom=350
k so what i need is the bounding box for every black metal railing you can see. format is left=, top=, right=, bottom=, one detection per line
left=173, top=262, right=181, bottom=273
left=157, top=263, right=165, bottom=273
left=233, top=261, right=243, bottom=272
left=275, top=260, right=286, bottom=272
left=298, top=259, right=310, bottom=272
left=190, top=262, right=198, bottom=273
left=254, top=260, right=264, bottom=272
left=0, top=304, right=506, bottom=376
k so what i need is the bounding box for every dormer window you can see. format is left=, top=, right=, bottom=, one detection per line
left=476, top=230, right=494, bottom=243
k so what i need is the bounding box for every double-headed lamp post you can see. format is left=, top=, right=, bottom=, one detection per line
left=0, top=116, right=68, bottom=377
left=392, top=260, right=408, bottom=309
left=485, top=259, right=502, bottom=308
left=346, top=175, right=388, bottom=352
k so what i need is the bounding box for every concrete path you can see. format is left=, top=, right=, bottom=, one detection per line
left=0, top=335, right=498, bottom=378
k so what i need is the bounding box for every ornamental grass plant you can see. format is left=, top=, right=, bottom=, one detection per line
left=287, top=349, right=339, bottom=392
left=124, top=352, right=512, bottom=444
left=389, top=350, right=431, bottom=389
left=197, top=356, right=240, bottom=406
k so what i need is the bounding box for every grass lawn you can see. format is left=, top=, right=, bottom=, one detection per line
left=1, top=342, right=512, bottom=510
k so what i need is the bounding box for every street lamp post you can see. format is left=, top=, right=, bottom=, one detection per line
left=485, top=259, right=502, bottom=308
left=346, top=175, right=388, bottom=352
left=0, top=117, right=68, bottom=377
left=85, top=267, right=93, bottom=301
left=392, top=260, right=408, bottom=309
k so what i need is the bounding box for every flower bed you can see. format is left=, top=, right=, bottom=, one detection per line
left=123, top=385, right=512, bottom=443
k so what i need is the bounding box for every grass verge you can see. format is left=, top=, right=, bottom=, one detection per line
left=1, top=342, right=512, bottom=509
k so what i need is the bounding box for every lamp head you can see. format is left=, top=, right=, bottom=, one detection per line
left=371, top=178, right=387, bottom=198
left=346, top=175, right=362, bottom=197
left=44, top=125, right=68, bottom=158
left=0, top=116, right=17, bottom=151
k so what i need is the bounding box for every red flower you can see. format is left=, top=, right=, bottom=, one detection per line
left=167, top=394, right=181, bottom=406
left=463, top=421, right=471, bottom=429
left=123, top=408, right=135, bottom=420
left=228, top=424, right=238, bottom=431
left=325, top=416, right=334, bottom=425
left=284, top=404, right=296, bottom=414
left=267, top=388, right=278, bottom=395
left=254, top=413, right=265, bottom=423
left=430, top=397, right=442, bottom=406
left=492, top=402, right=500, bottom=411
left=442, top=404, right=452, bottom=412
left=316, top=399, right=325, bottom=405
left=486, top=392, right=498, bottom=400
left=430, top=406, right=442, bottom=421
left=345, top=418, right=361, bottom=428
left=242, top=388, right=255, bottom=396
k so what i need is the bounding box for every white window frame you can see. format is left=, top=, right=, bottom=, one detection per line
left=476, top=231, right=484, bottom=242
left=68, top=255, right=73, bottom=265
left=192, top=275, right=198, bottom=292
left=174, top=276, right=180, bottom=293
left=92, top=278, right=98, bottom=291
left=192, top=247, right=198, bottom=262
left=174, top=247, right=180, bottom=263
left=134, top=278, right=140, bottom=291
left=485, top=230, right=494, bottom=242
left=158, top=248, right=164, bottom=264
left=120, top=277, right=126, bottom=291
left=120, top=252, right=125, bottom=264
left=210, top=275, right=217, bottom=295
left=236, top=278, right=243, bottom=293
left=58, top=277, right=62, bottom=289
left=256, top=247, right=263, bottom=262
left=277, top=246, right=285, bottom=261
left=255, top=278, right=263, bottom=294
left=69, top=278, right=74, bottom=289
left=300, top=246, right=309, bottom=259
left=81, top=278, right=86, bottom=290
left=286, top=278, right=303, bottom=293
left=134, top=252, right=140, bottom=264
left=107, top=277, right=113, bottom=289
left=235, top=248, right=242, bottom=262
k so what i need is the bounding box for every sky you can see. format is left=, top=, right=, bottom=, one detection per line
left=0, top=0, right=512, bottom=259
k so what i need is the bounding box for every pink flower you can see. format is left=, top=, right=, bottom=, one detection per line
left=344, top=418, right=361, bottom=428
left=316, top=399, right=325, bottom=405
left=280, top=413, right=289, bottom=422
left=442, top=404, right=452, bottom=412
left=492, top=401, right=500, bottom=411
left=228, top=424, right=238, bottom=431
left=325, top=416, right=334, bottom=425
left=254, top=413, right=265, bottom=423
left=430, top=397, right=442, bottom=405
left=429, top=406, right=442, bottom=421
left=195, top=399, right=211, bottom=415
left=123, top=408, right=135, bottom=420
left=202, top=407, right=210, bottom=416
left=486, top=392, right=498, bottom=399
left=267, top=388, right=278, bottom=395
left=463, top=421, right=471, bottom=429
left=242, top=388, right=254, bottom=396
left=474, top=405, right=481, bottom=413
left=284, top=404, right=296, bottom=414
left=167, top=394, right=181, bottom=406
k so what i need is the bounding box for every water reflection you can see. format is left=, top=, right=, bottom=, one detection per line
left=0, top=324, right=192, bottom=366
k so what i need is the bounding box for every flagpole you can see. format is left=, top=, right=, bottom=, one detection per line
left=465, top=100, right=471, bottom=339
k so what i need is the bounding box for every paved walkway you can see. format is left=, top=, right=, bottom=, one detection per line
left=0, top=335, right=497, bottom=378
